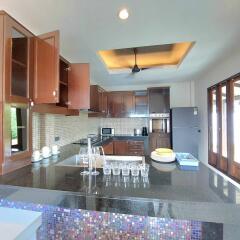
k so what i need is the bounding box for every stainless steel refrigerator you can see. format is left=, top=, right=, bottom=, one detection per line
left=171, top=107, right=199, bottom=158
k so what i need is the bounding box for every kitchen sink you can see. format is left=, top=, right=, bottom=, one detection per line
left=56, top=155, right=83, bottom=167
left=56, top=155, right=145, bottom=168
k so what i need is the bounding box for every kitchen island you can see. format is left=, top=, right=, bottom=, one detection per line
left=0, top=143, right=240, bottom=239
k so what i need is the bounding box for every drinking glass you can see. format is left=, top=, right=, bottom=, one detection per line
left=103, top=164, right=111, bottom=175
left=140, top=164, right=150, bottom=177
left=79, top=147, right=89, bottom=175
left=131, top=164, right=140, bottom=177
left=121, top=164, right=130, bottom=176
left=91, top=147, right=100, bottom=176
left=112, top=163, right=120, bottom=176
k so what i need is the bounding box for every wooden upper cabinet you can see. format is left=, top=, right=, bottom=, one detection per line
left=101, top=92, right=108, bottom=114
left=122, top=92, right=135, bottom=117
left=68, top=63, right=90, bottom=110
left=108, top=92, right=122, bottom=117
left=107, top=91, right=135, bottom=117
left=33, top=30, right=60, bottom=104
left=3, top=13, right=33, bottom=104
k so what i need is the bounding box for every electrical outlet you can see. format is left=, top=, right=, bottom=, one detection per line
left=55, top=136, right=60, bottom=142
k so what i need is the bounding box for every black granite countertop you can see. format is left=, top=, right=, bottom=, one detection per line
left=73, top=134, right=149, bottom=146
left=0, top=143, right=240, bottom=226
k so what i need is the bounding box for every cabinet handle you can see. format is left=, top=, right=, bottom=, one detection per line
left=53, top=90, right=58, bottom=97
left=29, top=99, right=34, bottom=107
left=65, top=67, right=71, bottom=71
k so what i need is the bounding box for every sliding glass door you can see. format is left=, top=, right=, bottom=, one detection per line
left=208, top=76, right=240, bottom=181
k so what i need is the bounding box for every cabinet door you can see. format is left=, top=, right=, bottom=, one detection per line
left=149, top=133, right=171, bottom=152
left=4, top=15, right=33, bottom=104
left=34, top=31, right=59, bottom=104
left=122, top=92, right=135, bottom=117
left=108, top=93, right=122, bottom=117
left=102, top=92, right=108, bottom=115
left=90, top=85, right=100, bottom=112
left=128, top=141, right=144, bottom=156
left=68, top=63, right=90, bottom=109
left=114, top=140, right=128, bottom=155
left=103, top=141, right=114, bottom=155
left=156, top=136, right=171, bottom=149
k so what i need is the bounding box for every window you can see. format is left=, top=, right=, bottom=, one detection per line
left=208, top=76, right=240, bottom=181
left=11, top=107, right=28, bottom=154
left=212, top=89, right=218, bottom=154
left=233, top=80, right=240, bottom=163
left=221, top=86, right=227, bottom=158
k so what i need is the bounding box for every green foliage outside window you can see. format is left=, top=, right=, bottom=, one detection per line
left=11, top=107, right=17, bottom=140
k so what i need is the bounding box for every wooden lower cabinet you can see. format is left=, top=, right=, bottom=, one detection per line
left=128, top=141, right=144, bottom=156
left=102, top=141, right=114, bottom=155
left=113, top=140, right=128, bottom=155
left=149, top=133, right=171, bottom=152
left=108, top=140, right=145, bottom=156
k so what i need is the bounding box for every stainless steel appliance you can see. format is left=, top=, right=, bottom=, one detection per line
left=171, top=107, right=199, bottom=158
left=134, top=128, right=141, bottom=136
left=149, top=113, right=170, bottom=133
left=101, top=128, right=115, bottom=136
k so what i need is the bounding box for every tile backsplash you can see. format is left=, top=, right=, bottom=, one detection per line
left=32, top=113, right=100, bottom=150
left=32, top=113, right=148, bottom=150
left=99, top=118, right=148, bottom=135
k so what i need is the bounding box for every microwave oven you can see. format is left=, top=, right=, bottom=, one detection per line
left=101, top=128, right=115, bottom=136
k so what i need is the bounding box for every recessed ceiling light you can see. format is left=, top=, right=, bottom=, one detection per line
left=119, top=8, right=129, bottom=20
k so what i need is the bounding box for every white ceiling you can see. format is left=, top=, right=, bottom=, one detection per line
left=1, top=0, right=240, bottom=88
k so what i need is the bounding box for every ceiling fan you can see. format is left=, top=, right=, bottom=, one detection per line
left=131, top=48, right=149, bottom=73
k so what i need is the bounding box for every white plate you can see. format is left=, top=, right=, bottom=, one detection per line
left=151, top=151, right=176, bottom=163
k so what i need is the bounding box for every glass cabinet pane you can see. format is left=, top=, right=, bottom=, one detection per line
left=11, top=107, right=28, bottom=154
left=11, top=28, right=28, bottom=98
left=221, top=86, right=227, bottom=158
left=234, top=80, right=240, bottom=163
left=212, top=89, right=218, bottom=153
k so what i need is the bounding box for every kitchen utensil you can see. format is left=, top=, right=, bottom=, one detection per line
left=134, top=128, right=141, bottom=136
left=142, top=127, right=148, bottom=136
left=52, top=145, right=59, bottom=155
left=32, top=150, right=41, bottom=162
left=41, top=146, right=51, bottom=158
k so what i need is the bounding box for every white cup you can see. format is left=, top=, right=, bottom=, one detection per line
left=52, top=145, right=59, bottom=155
left=32, top=150, right=41, bottom=162
left=42, top=146, right=50, bottom=158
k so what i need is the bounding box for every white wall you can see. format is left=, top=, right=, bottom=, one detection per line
left=103, top=80, right=195, bottom=108
left=194, top=47, right=240, bottom=163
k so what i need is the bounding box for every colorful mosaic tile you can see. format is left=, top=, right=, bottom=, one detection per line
left=0, top=198, right=201, bottom=240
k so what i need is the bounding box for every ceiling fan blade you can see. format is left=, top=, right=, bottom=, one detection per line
left=141, top=67, right=149, bottom=71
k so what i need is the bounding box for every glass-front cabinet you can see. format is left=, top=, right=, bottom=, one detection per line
left=11, top=28, right=28, bottom=98
left=5, top=14, right=33, bottom=104
left=1, top=12, right=33, bottom=162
